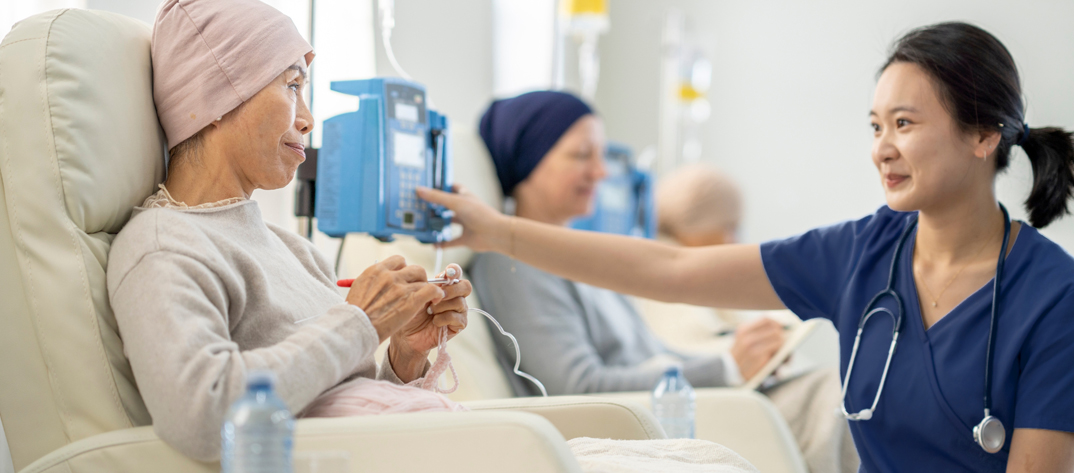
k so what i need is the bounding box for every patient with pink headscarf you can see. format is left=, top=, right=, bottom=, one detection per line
left=106, top=0, right=469, bottom=462
left=107, top=1, right=760, bottom=470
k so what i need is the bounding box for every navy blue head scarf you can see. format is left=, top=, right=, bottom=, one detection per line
left=479, top=91, right=594, bottom=197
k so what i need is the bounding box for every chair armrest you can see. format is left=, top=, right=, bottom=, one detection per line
left=19, top=412, right=582, bottom=473
left=18, top=427, right=211, bottom=473
left=463, top=395, right=666, bottom=441
left=589, top=388, right=808, bottom=473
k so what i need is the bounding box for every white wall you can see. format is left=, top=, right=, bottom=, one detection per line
left=491, top=0, right=554, bottom=97
left=595, top=0, right=1074, bottom=250
left=84, top=0, right=154, bottom=23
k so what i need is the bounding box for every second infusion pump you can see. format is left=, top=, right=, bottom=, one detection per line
left=316, top=78, right=452, bottom=243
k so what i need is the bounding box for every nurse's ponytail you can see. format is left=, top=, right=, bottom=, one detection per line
left=1020, top=127, right=1074, bottom=228
left=882, top=22, right=1074, bottom=228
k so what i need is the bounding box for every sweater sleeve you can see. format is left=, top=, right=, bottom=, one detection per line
left=474, top=254, right=729, bottom=395
left=109, top=250, right=380, bottom=462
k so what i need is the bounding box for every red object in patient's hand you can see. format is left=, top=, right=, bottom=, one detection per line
left=337, top=277, right=449, bottom=288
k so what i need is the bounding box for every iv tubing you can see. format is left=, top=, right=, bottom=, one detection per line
left=470, top=308, right=549, bottom=397
left=379, top=0, right=413, bottom=80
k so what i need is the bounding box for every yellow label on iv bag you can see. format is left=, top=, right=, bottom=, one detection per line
left=562, top=0, right=609, bottom=17
left=678, top=83, right=705, bottom=101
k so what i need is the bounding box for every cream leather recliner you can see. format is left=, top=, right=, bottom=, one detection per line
left=0, top=9, right=667, bottom=473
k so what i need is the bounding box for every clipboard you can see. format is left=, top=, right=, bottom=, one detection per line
left=742, top=319, right=822, bottom=391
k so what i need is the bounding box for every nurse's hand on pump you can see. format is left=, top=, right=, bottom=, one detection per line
left=416, top=185, right=509, bottom=252
left=729, top=318, right=786, bottom=381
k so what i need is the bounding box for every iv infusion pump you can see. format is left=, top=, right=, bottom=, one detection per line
left=316, top=78, right=452, bottom=243
left=570, top=142, right=656, bottom=238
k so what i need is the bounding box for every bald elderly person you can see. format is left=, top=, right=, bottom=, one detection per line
left=656, top=164, right=743, bottom=247
left=106, top=0, right=470, bottom=460
left=652, top=164, right=860, bottom=473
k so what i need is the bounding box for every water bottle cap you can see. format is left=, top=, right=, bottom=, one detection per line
left=663, top=365, right=682, bottom=377
left=246, top=370, right=276, bottom=391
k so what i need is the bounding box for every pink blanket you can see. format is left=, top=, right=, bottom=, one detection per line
left=300, top=377, right=467, bottom=417
left=301, top=328, right=468, bottom=417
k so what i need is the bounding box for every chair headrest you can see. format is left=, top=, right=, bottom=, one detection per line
left=3, top=8, right=164, bottom=235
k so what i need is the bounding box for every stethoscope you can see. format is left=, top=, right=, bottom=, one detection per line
left=840, top=204, right=1012, bottom=454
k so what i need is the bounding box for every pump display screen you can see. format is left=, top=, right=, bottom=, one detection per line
left=395, top=103, right=419, bottom=123
left=393, top=131, right=426, bottom=168
left=386, top=83, right=427, bottom=125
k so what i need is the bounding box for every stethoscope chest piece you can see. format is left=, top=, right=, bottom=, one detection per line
left=973, top=414, right=1006, bottom=454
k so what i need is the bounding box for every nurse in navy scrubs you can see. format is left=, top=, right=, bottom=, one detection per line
left=420, top=22, right=1074, bottom=471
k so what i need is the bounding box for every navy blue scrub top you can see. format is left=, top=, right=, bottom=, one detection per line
left=761, top=206, right=1074, bottom=472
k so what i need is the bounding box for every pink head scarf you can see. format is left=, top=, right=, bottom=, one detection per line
left=151, top=0, right=315, bottom=149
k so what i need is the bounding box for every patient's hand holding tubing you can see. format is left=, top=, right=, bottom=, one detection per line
left=391, top=264, right=470, bottom=373
left=341, top=256, right=446, bottom=343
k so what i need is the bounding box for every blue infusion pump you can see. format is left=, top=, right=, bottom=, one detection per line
left=316, top=78, right=452, bottom=243
left=570, top=143, right=656, bottom=238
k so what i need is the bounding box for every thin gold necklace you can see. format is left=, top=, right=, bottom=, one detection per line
left=918, top=229, right=999, bottom=308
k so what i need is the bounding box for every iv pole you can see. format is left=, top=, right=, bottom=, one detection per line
left=296, top=0, right=318, bottom=239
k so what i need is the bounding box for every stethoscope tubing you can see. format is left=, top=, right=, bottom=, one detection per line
left=983, top=207, right=1012, bottom=416
left=842, top=204, right=1011, bottom=453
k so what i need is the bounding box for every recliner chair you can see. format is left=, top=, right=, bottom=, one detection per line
left=0, top=9, right=665, bottom=473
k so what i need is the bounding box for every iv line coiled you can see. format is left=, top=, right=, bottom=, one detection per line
left=468, top=307, right=548, bottom=397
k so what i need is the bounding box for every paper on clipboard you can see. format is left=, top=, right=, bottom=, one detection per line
left=742, top=319, right=821, bottom=391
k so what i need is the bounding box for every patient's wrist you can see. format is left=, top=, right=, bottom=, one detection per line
left=387, top=340, right=428, bottom=383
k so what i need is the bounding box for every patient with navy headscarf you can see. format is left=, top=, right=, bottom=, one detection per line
left=469, top=90, right=859, bottom=473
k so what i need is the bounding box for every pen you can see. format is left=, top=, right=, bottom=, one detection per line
left=336, top=277, right=452, bottom=288
left=715, top=324, right=794, bottom=337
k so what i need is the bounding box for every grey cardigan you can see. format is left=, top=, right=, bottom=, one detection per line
left=470, top=252, right=732, bottom=396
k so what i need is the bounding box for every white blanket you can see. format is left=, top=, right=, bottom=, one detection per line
left=568, top=437, right=759, bottom=473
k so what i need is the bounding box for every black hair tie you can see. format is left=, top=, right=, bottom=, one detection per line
left=1017, top=123, right=1031, bottom=147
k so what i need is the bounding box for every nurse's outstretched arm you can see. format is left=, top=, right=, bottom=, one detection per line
left=1006, top=429, right=1074, bottom=472
left=417, top=186, right=785, bottom=310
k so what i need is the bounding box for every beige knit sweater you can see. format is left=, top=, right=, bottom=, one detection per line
left=107, top=199, right=409, bottom=461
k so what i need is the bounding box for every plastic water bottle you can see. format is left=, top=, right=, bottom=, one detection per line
left=221, top=371, right=294, bottom=473
left=652, top=365, right=696, bottom=439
